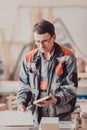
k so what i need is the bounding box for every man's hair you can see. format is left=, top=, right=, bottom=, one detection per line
left=33, top=19, right=55, bottom=37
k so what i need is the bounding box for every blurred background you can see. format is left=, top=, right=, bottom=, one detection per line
left=0, top=0, right=87, bottom=114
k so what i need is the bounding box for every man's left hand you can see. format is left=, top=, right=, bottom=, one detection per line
left=35, top=94, right=57, bottom=107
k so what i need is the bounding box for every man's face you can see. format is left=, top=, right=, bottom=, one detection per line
left=34, top=32, right=56, bottom=53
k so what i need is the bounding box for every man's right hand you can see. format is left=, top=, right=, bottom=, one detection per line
left=18, top=105, right=26, bottom=112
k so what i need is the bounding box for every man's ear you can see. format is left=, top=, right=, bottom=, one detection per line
left=53, top=34, right=56, bottom=40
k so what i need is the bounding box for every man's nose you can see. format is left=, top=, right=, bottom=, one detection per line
left=39, top=41, right=44, bottom=46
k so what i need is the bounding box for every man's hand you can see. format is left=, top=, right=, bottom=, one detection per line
left=35, top=94, right=57, bottom=107
left=18, top=105, right=26, bottom=112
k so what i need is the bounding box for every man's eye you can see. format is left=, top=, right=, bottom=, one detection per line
left=43, top=40, right=47, bottom=42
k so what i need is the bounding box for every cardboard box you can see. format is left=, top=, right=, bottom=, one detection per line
left=40, top=117, right=59, bottom=130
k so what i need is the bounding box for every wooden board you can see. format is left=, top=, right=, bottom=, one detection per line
left=33, top=95, right=51, bottom=104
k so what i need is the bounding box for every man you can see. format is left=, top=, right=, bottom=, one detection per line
left=17, top=19, right=78, bottom=124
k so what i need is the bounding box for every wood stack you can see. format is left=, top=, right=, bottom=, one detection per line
left=77, top=57, right=86, bottom=73
left=6, top=95, right=17, bottom=111
left=0, top=103, right=8, bottom=111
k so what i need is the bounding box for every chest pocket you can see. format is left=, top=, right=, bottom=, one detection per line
left=27, top=62, right=38, bottom=90
left=27, top=62, right=36, bottom=72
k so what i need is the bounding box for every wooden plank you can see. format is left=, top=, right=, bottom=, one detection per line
left=0, top=81, right=18, bottom=95
left=0, top=111, right=34, bottom=126
left=0, top=103, right=8, bottom=111
left=78, top=80, right=87, bottom=88
left=0, top=127, right=30, bottom=130
left=78, top=73, right=87, bottom=79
